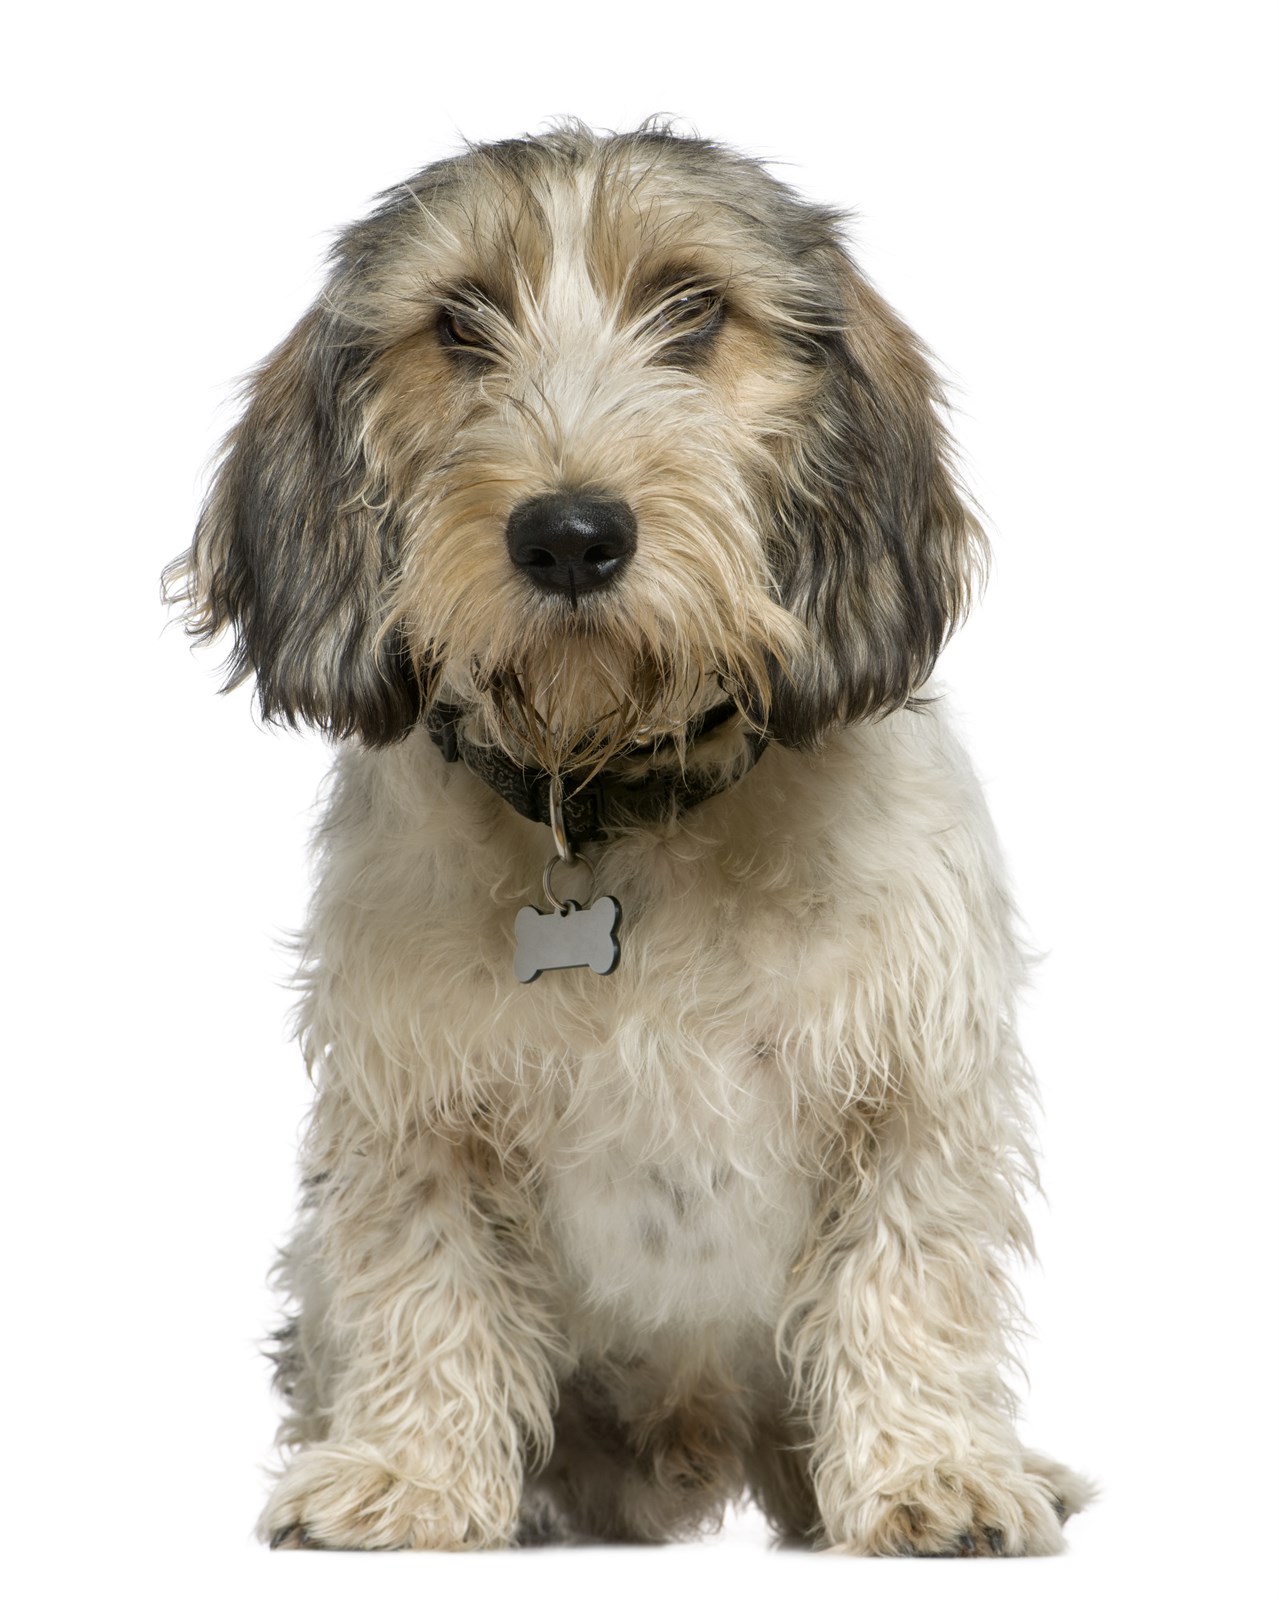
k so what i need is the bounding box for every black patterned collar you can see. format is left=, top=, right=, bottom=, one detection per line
left=425, top=700, right=767, bottom=847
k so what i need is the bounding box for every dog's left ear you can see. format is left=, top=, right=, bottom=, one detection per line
left=164, top=302, right=421, bottom=744
left=766, top=248, right=987, bottom=746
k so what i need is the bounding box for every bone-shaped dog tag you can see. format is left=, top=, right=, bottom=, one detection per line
left=513, top=897, right=622, bottom=983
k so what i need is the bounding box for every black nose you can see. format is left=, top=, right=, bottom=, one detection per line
left=505, top=492, right=637, bottom=599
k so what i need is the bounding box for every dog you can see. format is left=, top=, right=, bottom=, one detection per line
left=166, top=121, right=1091, bottom=1555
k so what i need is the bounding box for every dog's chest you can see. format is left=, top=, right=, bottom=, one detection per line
left=535, top=1058, right=813, bottom=1339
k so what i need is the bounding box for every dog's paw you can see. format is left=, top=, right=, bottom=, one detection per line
left=827, top=1460, right=1072, bottom=1557
left=259, top=1441, right=517, bottom=1551
left=1022, top=1448, right=1098, bottom=1524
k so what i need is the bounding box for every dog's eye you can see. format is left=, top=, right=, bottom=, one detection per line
left=647, top=285, right=725, bottom=362
left=438, top=307, right=493, bottom=353
left=656, top=289, right=723, bottom=340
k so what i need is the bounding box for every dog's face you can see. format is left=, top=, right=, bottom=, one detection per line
left=170, top=125, right=983, bottom=769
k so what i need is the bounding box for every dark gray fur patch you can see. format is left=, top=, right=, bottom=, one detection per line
left=646, top=1166, right=693, bottom=1222
left=639, top=1215, right=669, bottom=1257
left=169, top=305, right=422, bottom=745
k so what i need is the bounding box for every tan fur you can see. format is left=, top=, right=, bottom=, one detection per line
left=168, top=123, right=1091, bottom=1555
left=364, top=171, right=813, bottom=775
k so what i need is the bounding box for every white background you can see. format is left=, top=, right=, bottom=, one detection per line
left=4, top=3, right=1276, bottom=1597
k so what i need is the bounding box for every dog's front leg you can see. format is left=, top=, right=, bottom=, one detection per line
left=261, top=1106, right=558, bottom=1551
left=783, top=1104, right=1082, bottom=1557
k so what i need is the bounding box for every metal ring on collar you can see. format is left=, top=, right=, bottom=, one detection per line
left=547, top=775, right=576, bottom=865
left=542, top=851, right=594, bottom=914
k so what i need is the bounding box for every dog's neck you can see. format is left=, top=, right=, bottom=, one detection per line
left=424, top=700, right=768, bottom=847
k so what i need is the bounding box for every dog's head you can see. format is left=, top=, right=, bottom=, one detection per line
left=167, top=124, right=984, bottom=769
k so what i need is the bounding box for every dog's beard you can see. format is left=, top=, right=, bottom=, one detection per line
left=436, top=630, right=758, bottom=779
left=406, top=591, right=804, bottom=780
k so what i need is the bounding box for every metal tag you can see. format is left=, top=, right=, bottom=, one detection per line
left=513, top=897, right=622, bottom=984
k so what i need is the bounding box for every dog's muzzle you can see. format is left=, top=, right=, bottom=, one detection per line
left=505, top=491, right=637, bottom=599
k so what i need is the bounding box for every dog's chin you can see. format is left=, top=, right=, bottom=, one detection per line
left=431, top=638, right=749, bottom=776
left=473, top=681, right=720, bottom=776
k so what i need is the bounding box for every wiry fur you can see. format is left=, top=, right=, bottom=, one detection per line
left=167, top=122, right=1091, bottom=1555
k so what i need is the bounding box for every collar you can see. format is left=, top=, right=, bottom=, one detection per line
left=425, top=700, right=768, bottom=847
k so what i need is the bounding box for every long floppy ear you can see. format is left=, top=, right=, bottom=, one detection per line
left=164, top=303, right=420, bottom=744
left=766, top=250, right=987, bottom=747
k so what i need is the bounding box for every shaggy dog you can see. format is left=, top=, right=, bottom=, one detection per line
left=167, top=122, right=1091, bottom=1555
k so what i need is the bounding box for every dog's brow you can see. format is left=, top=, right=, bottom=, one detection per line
left=643, top=263, right=719, bottom=295
left=622, top=260, right=719, bottom=320
left=439, top=278, right=500, bottom=307
left=437, top=278, right=515, bottom=325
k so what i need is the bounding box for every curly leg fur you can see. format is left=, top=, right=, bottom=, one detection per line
left=261, top=1104, right=559, bottom=1550
left=782, top=1095, right=1092, bottom=1556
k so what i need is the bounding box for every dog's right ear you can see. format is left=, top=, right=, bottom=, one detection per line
left=164, top=302, right=421, bottom=744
